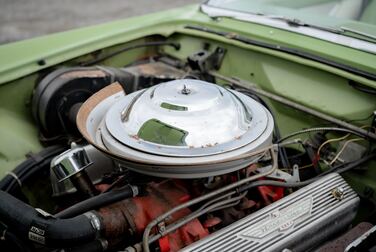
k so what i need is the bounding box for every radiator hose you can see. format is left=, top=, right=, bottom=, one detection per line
left=0, top=190, right=102, bottom=248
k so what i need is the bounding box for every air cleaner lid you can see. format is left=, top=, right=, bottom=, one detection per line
left=103, top=79, right=270, bottom=157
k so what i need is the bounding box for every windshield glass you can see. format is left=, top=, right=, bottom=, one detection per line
left=203, top=0, right=376, bottom=42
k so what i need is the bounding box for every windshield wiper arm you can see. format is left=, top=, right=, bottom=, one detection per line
left=340, top=26, right=376, bottom=41
left=267, top=15, right=342, bottom=34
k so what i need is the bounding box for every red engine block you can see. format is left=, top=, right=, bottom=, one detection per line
left=98, top=176, right=284, bottom=251
left=99, top=180, right=209, bottom=251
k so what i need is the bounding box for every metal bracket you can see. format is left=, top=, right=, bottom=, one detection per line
left=157, top=222, right=166, bottom=235
left=261, top=164, right=300, bottom=183
left=187, top=47, right=226, bottom=72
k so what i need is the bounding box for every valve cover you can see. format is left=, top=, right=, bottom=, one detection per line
left=182, top=173, right=359, bottom=252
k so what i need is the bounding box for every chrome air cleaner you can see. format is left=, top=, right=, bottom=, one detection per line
left=77, top=80, right=273, bottom=178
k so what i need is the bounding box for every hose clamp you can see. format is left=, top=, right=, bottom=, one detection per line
left=35, top=208, right=54, bottom=218
left=84, top=211, right=102, bottom=237
left=129, top=185, right=139, bottom=197
left=98, top=238, right=109, bottom=251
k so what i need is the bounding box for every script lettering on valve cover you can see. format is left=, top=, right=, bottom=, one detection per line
left=241, top=196, right=313, bottom=240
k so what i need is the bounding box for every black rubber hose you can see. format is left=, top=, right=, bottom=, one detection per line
left=1, top=230, right=31, bottom=252
left=0, top=145, right=67, bottom=193
left=0, top=190, right=101, bottom=248
left=62, top=240, right=105, bottom=252
left=55, top=185, right=138, bottom=219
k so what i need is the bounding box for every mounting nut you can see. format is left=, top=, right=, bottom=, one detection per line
left=332, top=187, right=345, bottom=200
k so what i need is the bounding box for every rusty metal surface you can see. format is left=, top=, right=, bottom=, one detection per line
left=98, top=180, right=208, bottom=251
left=98, top=201, right=132, bottom=247
left=77, top=82, right=123, bottom=145
left=60, top=69, right=106, bottom=79
left=125, top=62, right=185, bottom=80
left=318, top=222, right=373, bottom=252
left=76, top=61, right=186, bottom=153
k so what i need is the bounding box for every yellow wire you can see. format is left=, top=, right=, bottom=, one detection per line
left=300, top=163, right=314, bottom=169
left=281, top=125, right=373, bottom=172
left=316, top=125, right=373, bottom=158
left=317, top=134, right=350, bottom=157
left=329, top=138, right=364, bottom=165
left=280, top=163, right=313, bottom=172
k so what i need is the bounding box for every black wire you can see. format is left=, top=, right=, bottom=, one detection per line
left=1, top=230, right=31, bottom=252
left=277, top=127, right=365, bottom=143
left=81, top=41, right=180, bottom=66
left=55, top=184, right=138, bottom=219
left=235, top=88, right=291, bottom=168
left=322, top=151, right=376, bottom=175
left=239, top=151, right=376, bottom=192
left=0, top=221, right=31, bottom=252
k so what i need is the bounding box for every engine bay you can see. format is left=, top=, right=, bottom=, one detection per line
left=0, top=38, right=375, bottom=252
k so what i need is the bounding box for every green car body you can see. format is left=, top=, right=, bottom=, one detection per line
left=0, top=0, right=375, bottom=219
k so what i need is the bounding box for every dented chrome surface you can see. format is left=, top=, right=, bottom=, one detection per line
left=104, top=80, right=270, bottom=156
left=77, top=80, right=274, bottom=178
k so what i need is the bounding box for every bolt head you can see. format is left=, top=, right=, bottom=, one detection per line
left=332, top=187, right=345, bottom=200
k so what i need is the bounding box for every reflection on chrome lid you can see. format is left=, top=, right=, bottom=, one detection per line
left=78, top=80, right=274, bottom=178
left=103, top=79, right=268, bottom=157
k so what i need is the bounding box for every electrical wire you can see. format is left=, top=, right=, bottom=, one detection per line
left=235, top=88, right=291, bottom=169
left=316, top=125, right=373, bottom=162
left=239, top=151, right=376, bottom=193
left=141, top=148, right=374, bottom=252
left=142, top=148, right=279, bottom=252
left=0, top=145, right=67, bottom=193
left=283, top=126, right=372, bottom=171
left=329, top=138, right=364, bottom=165
left=280, top=163, right=313, bottom=172
left=317, top=133, right=351, bottom=157
left=332, top=152, right=376, bottom=174
left=210, top=71, right=376, bottom=141
left=277, top=127, right=366, bottom=143
left=81, top=41, right=180, bottom=66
